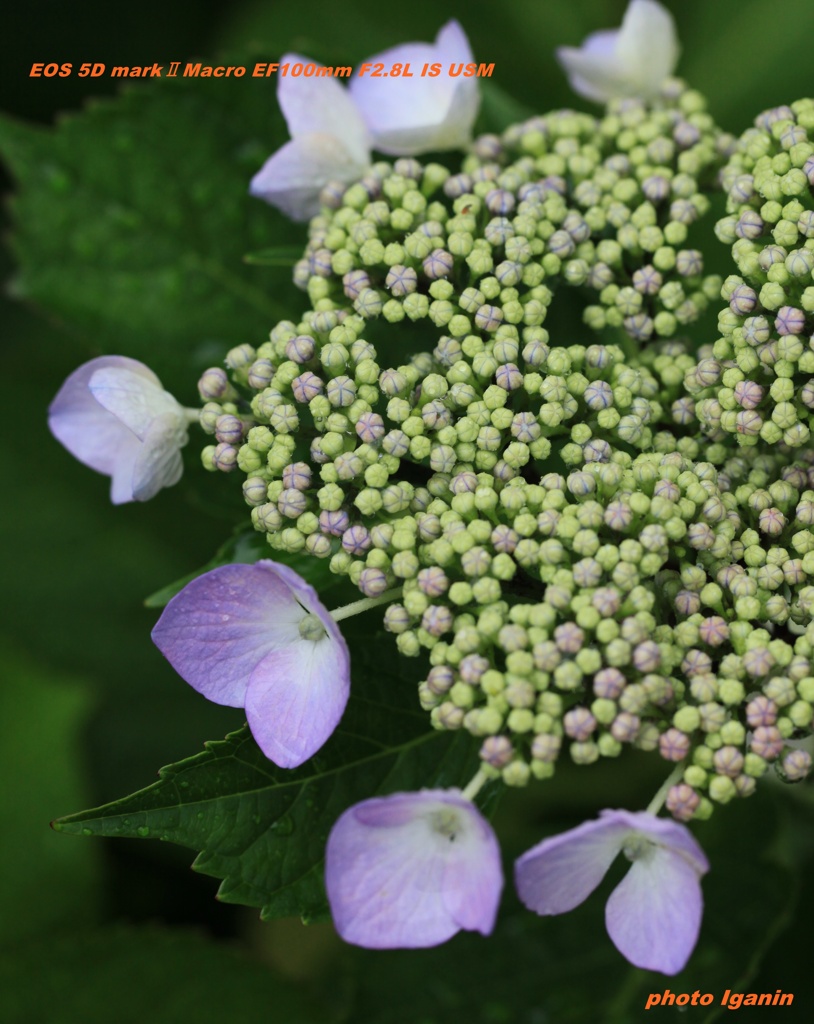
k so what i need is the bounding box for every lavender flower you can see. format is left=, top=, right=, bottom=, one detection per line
left=556, top=1, right=679, bottom=103
left=49, top=356, right=189, bottom=504
left=151, top=561, right=349, bottom=768
left=349, top=21, right=480, bottom=155
left=325, top=789, right=503, bottom=947
left=515, top=809, right=709, bottom=975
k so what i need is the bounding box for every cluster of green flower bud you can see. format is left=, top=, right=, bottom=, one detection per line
left=658, top=622, right=814, bottom=820
left=197, top=322, right=706, bottom=588
left=499, top=84, right=728, bottom=339
left=283, top=79, right=727, bottom=349
left=688, top=100, right=814, bottom=449
left=192, top=89, right=814, bottom=822
left=662, top=449, right=814, bottom=626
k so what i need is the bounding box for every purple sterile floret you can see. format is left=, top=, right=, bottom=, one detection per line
left=151, top=560, right=350, bottom=768
left=325, top=789, right=503, bottom=948
left=48, top=355, right=188, bottom=504
left=515, top=809, right=709, bottom=975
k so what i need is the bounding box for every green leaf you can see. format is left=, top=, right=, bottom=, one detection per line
left=54, top=630, right=482, bottom=923
left=243, top=245, right=303, bottom=266
left=0, top=65, right=304, bottom=388
left=0, top=925, right=326, bottom=1024
left=0, top=639, right=101, bottom=945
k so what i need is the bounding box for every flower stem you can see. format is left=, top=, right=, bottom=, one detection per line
left=330, top=588, right=403, bottom=622
left=184, top=408, right=201, bottom=424
left=646, top=762, right=686, bottom=816
left=461, top=769, right=489, bottom=803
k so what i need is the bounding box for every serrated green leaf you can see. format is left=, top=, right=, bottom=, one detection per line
left=0, top=925, right=326, bottom=1024
left=0, top=65, right=303, bottom=389
left=54, top=631, right=482, bottom=922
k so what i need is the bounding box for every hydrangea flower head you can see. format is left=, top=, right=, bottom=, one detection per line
left=349, top=20, right=480, bottom=156
left=325, top=789, right=503, bottom=948
left=250, top=55, right=372, bottom=221
left=48, top=355, right=189, bottom=504
left=151, top=560, right=350, bottom=768
left=515, top=810, right=708, bottom=975
left=556, top=0, right=679, bottom=103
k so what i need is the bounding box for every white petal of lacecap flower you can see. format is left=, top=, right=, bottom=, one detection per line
left=151, top=561, right=351, bottom=769
left=325, top=789, right=503, bottom=948
left=249, top=54, right=371, bottom=222
left=349, top=20, right=480, bottom=156
left=515, top=809, right=709, bottom=975
left=556, top=0, right=679, bottom=103
left=48, top=355, right=189, bottom=504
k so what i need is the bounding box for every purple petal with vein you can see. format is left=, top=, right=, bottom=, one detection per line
left=515, top=814, right=631, bottom=914
left=152, top=562, right=315, bottom=707
left=606, top=845, right=704, bottom=974
left=326, top=790, right=503, bottom=948
left=152, top=561, right=350, bottom=767
left=246, top=633, right=349, bottom=768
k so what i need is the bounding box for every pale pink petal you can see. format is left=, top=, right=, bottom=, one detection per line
left=250, top=135, right=368, bottom=221
left=606, top=846, right=704, bottom=975
left=350, top=20, right=479, bottom=155
left=48, top=356, right=156, bottom=476
left=515, top=813, right=637, bottom=914
left=151, top=562, right=308, bottom=707
left=326, top=790, right=503, bottom=948
left=277, top=54, right=369, bottom=165
left=245, top=630, right=350, bottom=768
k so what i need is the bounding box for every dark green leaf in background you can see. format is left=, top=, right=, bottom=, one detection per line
left=0, top=926, right=326, bottom=1024
left=0, top=67, right=303, bottom=391
left=0, top=641, right=101, bottom=945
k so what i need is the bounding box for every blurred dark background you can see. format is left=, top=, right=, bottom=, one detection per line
left=2, top=2, right=813, bottom=1022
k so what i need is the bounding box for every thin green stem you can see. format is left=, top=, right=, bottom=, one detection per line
left=461, top=768, right=489, bottom=803
left=646, top=762, right=686, bottom=816
left=183, top=408, right=201, bottom=424
left=330, top=587, right=403, bottom=622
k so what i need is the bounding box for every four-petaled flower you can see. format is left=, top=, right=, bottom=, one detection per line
left=556, top=0, right=679, bottom=103
left=325, top=789, right=503, bottom=948
left=349, top=20, right=480, bottom=156
left=151, top=560, right=350, bottom=768
left=250, top=21, right=479, bottom=220
left=48, top=356, right=189, bottom=504
left=515, top=809, right=708, bottom=975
